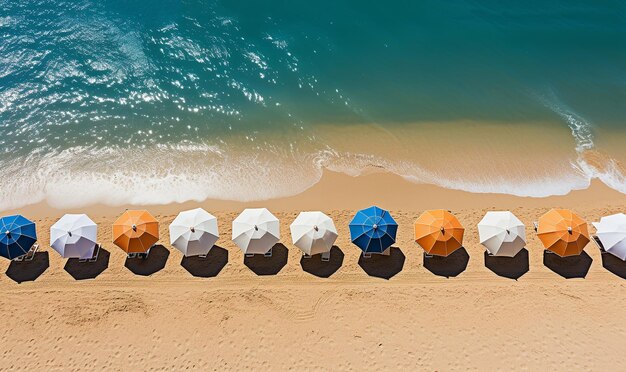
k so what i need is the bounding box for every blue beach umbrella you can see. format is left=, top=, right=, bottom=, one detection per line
left=0, top=215, right=37, bottom=260
left=349, top=206, right=398, bottom=254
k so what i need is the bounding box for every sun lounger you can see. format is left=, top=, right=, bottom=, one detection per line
left=127, top=247, right=150, bottom=260
left=423, top=251, right=434, bottom=259
left=79, top=243, right=101, bottom=263
left=302, top=253, right=312, bottom=259
left=245, top=253, right=254, bottom=258
left=264, top=247, right=273, bottom=257
left=533, top=222, right=556, bottom=254
left=14, top=243, right=39, bottom=262
left=198, top=253, right=208, bottom=259
left=535, top=221, right=554, bottom=254
left=362, top=252, right=372, bottom=258
left=592, top=236, right=607, bottom=254
left=321, top=251, right=330, bottom=262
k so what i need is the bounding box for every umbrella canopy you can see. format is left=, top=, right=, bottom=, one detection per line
left=478, top=211, right=526, bottom=257
left=169, top=208, right=219, bottom=257
left=0, top=215, right=37, bottom=260
left=50, top=214, right=97, bottom=259
left=349, top=206, right=397, bottom=254
left=593, top=213, right=626, bottom=260
left=290, top=211, right=338, bottom=256
left=537, top=209, right=589, bottom=257
left=414, top=210, right=464, bottom=257
left=232, top=208, right=280, bottom=254
left=113, top=210, right=159, bottom=253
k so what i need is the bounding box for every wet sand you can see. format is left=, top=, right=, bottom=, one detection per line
left=1, top=170, right=626, bottom=370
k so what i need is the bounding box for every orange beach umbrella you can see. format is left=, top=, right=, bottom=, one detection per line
left=415, top=210, right=464, bottom=256
left=537, top=209, right=589, bottom=257
left=113, top=210, right=159, bottom=253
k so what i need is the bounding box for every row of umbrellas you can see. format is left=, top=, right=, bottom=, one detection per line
left=2, top=208, right=626, bottom=261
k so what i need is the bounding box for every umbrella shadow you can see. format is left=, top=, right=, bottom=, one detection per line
left=358, top=247, right=405, bottom=279
left=484, top=248, right=529, bottom=280
left=300, top=246, right=344, bottom=278
left=64, top=248, right=110, bottom=280
left=124, top=245, right=169, bottom=276
left=543, top=250, right=592, bottom=279
left=6, top=251, right=49, bottom=283
left=244, top=243, right=288, bottom=276
left=593, top=237, right=626, bottom=279
left=601, top=253, right=626, bottom=279
left=181, top=246, right=228, bottom=278
left=423, top=247, right=469, bottom=278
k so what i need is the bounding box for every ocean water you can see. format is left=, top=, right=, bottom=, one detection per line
left=1, top=0, right=626, bottom=209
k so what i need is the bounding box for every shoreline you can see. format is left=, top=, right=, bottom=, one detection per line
left=6, top=119, right=626, bottom=213
left=7, top=168, right=626, bottom=219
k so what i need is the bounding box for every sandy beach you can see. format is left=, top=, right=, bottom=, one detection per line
left=1, top=170, right=625, bottom=370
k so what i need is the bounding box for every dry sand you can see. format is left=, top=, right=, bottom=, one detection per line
left=1, top=171, right=626, bottom=370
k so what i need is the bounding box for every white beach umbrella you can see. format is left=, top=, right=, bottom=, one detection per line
left=593, top=213, right=626, bottom=260
left=290, top=211, right=338, bottom=256
left=232, top=208, right=280, bottom=255
left=478, top=211, right=526, bottom=257
left=169, top=208, right=219, bottom=257
left=50, top=214, right=98, bottom=259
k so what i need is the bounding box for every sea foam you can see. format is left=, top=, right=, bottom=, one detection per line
left=0, top=137, right=618, bottom=212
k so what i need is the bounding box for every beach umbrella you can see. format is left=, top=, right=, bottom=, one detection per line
left=290, top=211, right=338, bottom=256
left=593, top=213, right=626, bottom=260
left=112, top=210, right=159, bottom=254
left=415, top=210, right=464, bottom=257
left=0, top=215, right=37, bottom=260
left=537, top=209, right=589, bottom=257
left=232, top=208, right=280, bottom=255
left=349, top=206, right=397, bottom=254
left=50, top=214, right=97, bottom=259
left=169, top=208, right=219, bottom=257
left=478, top=211, right=526, bottom=257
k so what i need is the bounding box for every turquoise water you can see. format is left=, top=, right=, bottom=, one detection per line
left=1, top=1, right=626, bottom=209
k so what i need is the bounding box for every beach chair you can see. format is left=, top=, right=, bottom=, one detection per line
left=137, top=251, right=149, bottom=259
left=79, top=243, right=101, bottom=263
left=592, top=236, right=608, bottom=254
left=14, top=243, right=39, bottom=262
left=138, top=245, right=154, bottom=259
left=321, top=251, right=330, bottom=262
left=127, top=248, right=150, bottom=259
left=264, top=247, right=273, bottom=258
left=532, top=222, right=556, bottom=253
left=534, top=222, right=557, bottom=254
